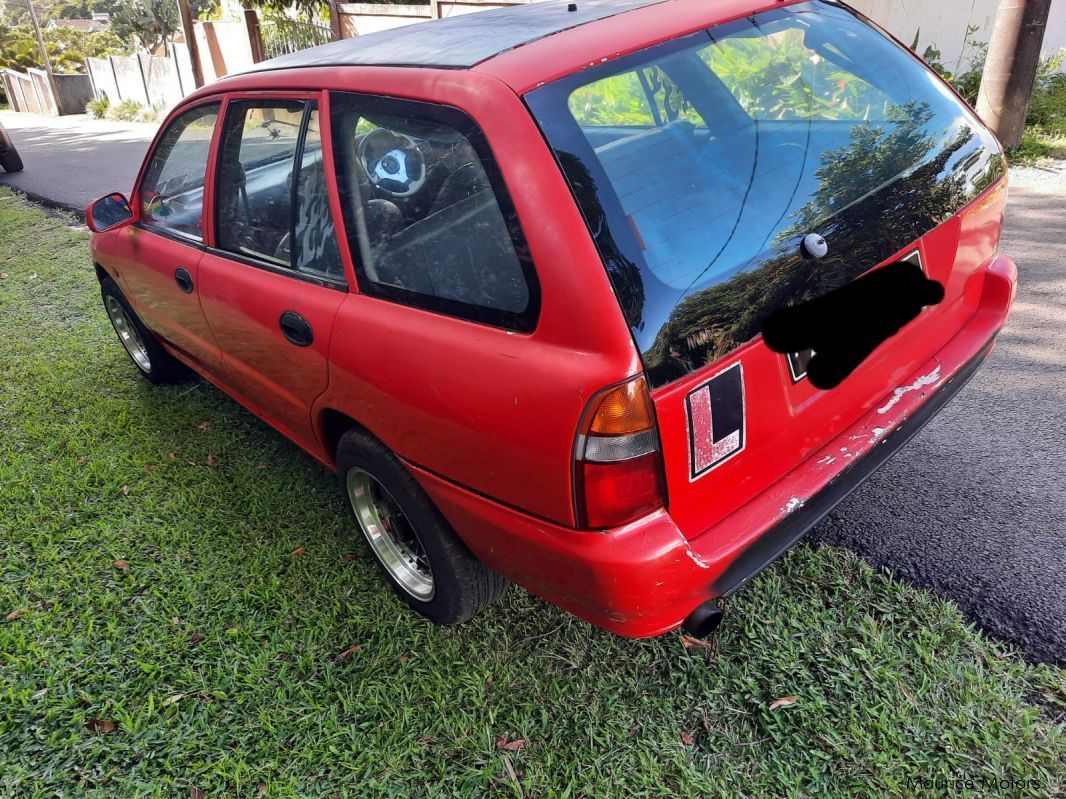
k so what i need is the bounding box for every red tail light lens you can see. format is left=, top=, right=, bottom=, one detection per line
left=574, top=375, right=666, bottom=529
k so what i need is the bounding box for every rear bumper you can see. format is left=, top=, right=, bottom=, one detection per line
left=410, top=254, right=1018, bottom=637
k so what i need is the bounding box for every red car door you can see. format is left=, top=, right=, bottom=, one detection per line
left=196, top=96, right=347, bottom=456
left=110, top=101, right=223, bottom=373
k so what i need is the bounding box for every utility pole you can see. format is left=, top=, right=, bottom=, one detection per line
left=176, top=0, right=205, bottom=89
left=976, top=0, right=1053, bottom=149
left=25, top=0, right=61, bottom=114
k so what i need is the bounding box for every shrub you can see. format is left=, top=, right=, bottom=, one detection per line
left=105, top=98, right=144, bottom=121
left=85, top=95, right=109, bottom=119
left=1027, top=53, right=1066, bottom=137
left=136, top=106, right=162, bottom=124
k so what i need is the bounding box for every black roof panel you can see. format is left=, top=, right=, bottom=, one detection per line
left=245, top=0, right=669, bottom=71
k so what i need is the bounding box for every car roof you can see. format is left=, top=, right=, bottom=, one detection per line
left=244, top=0, right=670, bottom=72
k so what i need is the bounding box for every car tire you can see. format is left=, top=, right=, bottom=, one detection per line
left=100, top=277, right=189, bottom=384
left=0, top=149, right=23, bottom=173
left=336, top=427, right=508, bottom=625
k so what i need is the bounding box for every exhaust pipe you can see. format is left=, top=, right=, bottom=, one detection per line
left=683, top=600, right=723, bottom=639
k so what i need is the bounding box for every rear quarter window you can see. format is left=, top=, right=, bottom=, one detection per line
left=329, top=92, right=539, bottom=331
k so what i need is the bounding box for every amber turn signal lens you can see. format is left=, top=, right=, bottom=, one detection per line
left=582, top=376, right=656, bottom=437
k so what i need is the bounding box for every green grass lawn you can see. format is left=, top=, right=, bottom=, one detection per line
left=0, top=189, right=1062, bottom=798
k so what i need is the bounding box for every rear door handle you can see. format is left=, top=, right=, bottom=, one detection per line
left=174, top=267, right=194, bottom=293
left=279, top=311, right=313, bottom=347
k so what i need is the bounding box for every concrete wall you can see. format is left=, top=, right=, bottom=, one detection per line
left=84, top=21, right=252, bottom=114
left=85, top=57, right=119, bottom=102
left=1, top=68, right=91, bottom=115
left=29, top=70, right=58, bottom=115
left=851, top=0, right=1066, bottom=73
left=435, top=0, right=525, bottom=18
left=337, top=1, right=528, bottom=35
left=2, top=71, right=42, bottom=114
left=191, top=20, right=255, bottom=83
left=110, top=56, right=150, bottom=106
left=139, top=54, right=184, bottom=110
left=52, top=72, right=94, bottom=114
left=338, top=3, right=431, bottom=37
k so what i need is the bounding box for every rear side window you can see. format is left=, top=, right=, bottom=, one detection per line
left=140, top=103, right=219, bottom=241
left=330, top=92, right=539, bottom=331
left=216, top=100, right=343, bottom=282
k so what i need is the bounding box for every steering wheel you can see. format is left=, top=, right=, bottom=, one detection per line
left=358, top=128, right=427, bottom=199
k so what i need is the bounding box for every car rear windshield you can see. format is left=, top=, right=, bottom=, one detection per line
left=527, top=0, right=1002, bottom=388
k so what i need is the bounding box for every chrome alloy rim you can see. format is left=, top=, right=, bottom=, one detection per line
left=346, top=468, right=434, bottom=601
left=105, top=295, right=151, bottom=373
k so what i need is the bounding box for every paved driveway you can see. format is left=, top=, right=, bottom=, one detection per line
left=0, top=111, right=155, bottom=210
left=2, top=108, right=1064, bottom=662
left=812, top=162, right=1066, bottom=664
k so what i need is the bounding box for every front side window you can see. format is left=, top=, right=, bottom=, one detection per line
left=330, top=92, right=538, bottom=331
left=140, top=103, right=219, bottom=241
left=216, top=100, right=343, bottom=281
left=528, top=0, right=1003, bottom=386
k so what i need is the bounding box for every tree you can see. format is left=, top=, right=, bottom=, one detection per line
left=110, top=0, right=214, bottom=52
left=244, top=0, right=327, bottom=17
left=0, top=23, right=129, bottom=73
left=52, top=0, right=126, bottom=19
left=976, top=0, right=1054, bottom=148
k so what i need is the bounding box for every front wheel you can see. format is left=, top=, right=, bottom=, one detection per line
left=336, top=428, right=507, bottom=625
left=100, top=277, right=188, bottom=384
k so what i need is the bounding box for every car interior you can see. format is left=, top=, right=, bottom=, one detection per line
left=331, top=107, right=529, bottom=314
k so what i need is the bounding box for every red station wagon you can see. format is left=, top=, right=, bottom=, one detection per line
left=87, top=0, right=1017, bottom=639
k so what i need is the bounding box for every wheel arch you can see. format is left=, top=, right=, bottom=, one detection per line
left=319, top=407, right=384, bottom=466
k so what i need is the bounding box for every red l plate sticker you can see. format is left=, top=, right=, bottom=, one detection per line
left=686, top=362, right=745, bottom=480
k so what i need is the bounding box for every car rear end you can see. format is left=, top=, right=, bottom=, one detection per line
left=486, top=0, right=1015, bottom=635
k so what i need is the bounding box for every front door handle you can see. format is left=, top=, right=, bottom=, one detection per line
left=174, top=267, right=194, bottom=293
left=279, top=310, right=313, bottom=347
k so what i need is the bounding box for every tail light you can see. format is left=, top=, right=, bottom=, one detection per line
left=573, top=375, right=666, bottom=529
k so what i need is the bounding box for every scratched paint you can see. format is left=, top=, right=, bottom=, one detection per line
left=878, top=366, right=942, bottom=414
left=674, top=528, right=711, bottom=569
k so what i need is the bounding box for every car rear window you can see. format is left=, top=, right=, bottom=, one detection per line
left=527, top=0, right=1003, bottom=387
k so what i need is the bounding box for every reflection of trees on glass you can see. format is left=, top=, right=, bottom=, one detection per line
left=568, top=71, right=656, bottom=127
left=788, top=102, right=937, bottom=233
left=643, top=103, right=1002, bottom=380
left=567, top=65, right=701, bottom=128
left=644, top=66, right=700, bottom=125
left=699, top=30, right=892, bottom=121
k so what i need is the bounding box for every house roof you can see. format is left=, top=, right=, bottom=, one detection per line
left=245, top=0, right=669, bottom=72
left=46, top=18, right=109, bottom=33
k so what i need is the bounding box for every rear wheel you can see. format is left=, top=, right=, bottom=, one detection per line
left=337, top=428, right=507, bottom=625
left=100, top=277, right=188, bottom=384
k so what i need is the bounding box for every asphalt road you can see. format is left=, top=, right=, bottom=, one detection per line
left=2, top=110, right=1063, bottom=662
left=811, top=163, right=1066, bottom=664
left=0, top=111, right=155, bottom=209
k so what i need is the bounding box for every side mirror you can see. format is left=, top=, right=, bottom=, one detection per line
left=86, top=193, right=134, bottom=233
